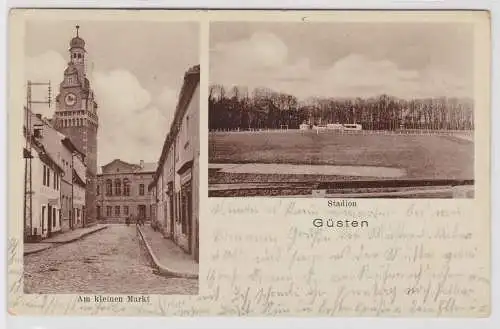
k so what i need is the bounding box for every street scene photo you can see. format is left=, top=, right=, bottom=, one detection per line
left=209, top=22, right=475, bottom=198
left=22, top=16, right=200, bottom=294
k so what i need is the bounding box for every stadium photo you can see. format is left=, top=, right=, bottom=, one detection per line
left=208, top=22, right=475, bottom=198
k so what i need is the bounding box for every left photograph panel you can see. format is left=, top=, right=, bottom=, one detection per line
left=19, top=12, right=200, bottom=294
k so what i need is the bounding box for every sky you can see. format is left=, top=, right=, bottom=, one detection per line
left=210, top=22, right=473, bottom=100
left=25, top=19, right=199, bottom=167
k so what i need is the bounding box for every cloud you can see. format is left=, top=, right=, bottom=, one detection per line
left=92, top=70, right=151, bottom=115
left=316, top=54, right=421, bottom=99
left=26, top=51, right=172, bottom=166
left=214, top=31, right=288, bottom=69
left=97, top=105, right=169, bottom=166
left=210, top=32, right=471, bottom=99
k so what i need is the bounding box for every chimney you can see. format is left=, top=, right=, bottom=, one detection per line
left=140, top=160, right=144, bottom=168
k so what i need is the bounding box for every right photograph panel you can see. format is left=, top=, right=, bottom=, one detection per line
left=208, top=22, right=474, bottom=199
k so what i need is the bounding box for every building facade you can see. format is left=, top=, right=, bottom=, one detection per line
left=24, top=129, right=64, bottom=241
left=59, top=136, right=86, bottom=230
left=24, top=105, right=90, bottom=240
left=149, top=65, right=200, bottom=262
left=96, top=160, right=155, bottom=223
left=62, top=137, right=87, bottom=228
left=30, top=109, right=88, bottom=232
left=53, top=26, right=99, bottom=226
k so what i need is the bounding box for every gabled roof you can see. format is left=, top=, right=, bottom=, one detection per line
left=101, top=159, right=137, bottom=172
left=100, top=159, right=156, bottom=175
left=26, top=135, right=64, bottom=174
left=61, top=137, right=85, bottom=160
left=73, top=168, right=86, bottom=187
left=138, top=162, right=157, bottom=173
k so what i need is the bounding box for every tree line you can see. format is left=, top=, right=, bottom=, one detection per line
left=209, top=85, right=474, bottom=131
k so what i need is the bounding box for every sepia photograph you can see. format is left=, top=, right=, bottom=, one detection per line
left=209, top=22, right=475, bottom=198
left=21, top=15, right=200, bottom=294
left=7, top=9, right=491, bottom=318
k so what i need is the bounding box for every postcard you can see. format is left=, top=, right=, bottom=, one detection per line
left=7, top=9, right=490, bottom=317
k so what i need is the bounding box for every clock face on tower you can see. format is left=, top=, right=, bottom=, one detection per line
left=65, top=93, right=77, bottom=106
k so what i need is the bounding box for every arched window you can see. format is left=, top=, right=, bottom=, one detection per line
left=106, top=179, right=112, bottom=196
left=72, top=118, right=75, bottom=126
left=115, top=179, right=121, bottom=196
left=123, top=178, right=130, bottom=196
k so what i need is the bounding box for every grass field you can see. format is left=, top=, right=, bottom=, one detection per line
left=208, top=130, right=474, bottom=184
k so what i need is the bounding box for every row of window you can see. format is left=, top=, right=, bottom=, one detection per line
left=60, top=118, right=85, bottom=127
left=97, top=205, right=138, bottom=217
left=72, top=52, right=84, bottom=59
left=42, top=164, right=60, bottom=190
left=97, top=179, right=145, bottom=196
left=59, top=110, right=85, bottom=116
left=40, top=205, right=61, bottom=232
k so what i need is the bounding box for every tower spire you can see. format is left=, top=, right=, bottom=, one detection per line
left=76, top=25, right=80, bottom=37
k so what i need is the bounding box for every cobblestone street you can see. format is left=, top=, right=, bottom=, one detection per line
left=24, top=225, right=198, bottom=294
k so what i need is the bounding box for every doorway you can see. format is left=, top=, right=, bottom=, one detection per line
left=47, top=205, right=53, bottom=237
left=138, top=204, right=146, bottom=219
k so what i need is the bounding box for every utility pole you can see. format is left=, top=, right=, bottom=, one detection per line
left=24, top=80, right=51, bottom=241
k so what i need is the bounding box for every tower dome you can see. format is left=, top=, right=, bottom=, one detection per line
left=69, top=25, right=85, bottom=49
left=70, top=36, right=85, bottom=49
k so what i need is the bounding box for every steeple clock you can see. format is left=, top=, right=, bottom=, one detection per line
left=54, top=25, right=99, bottom=226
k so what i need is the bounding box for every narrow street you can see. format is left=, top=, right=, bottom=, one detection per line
left=23, top=225, right=198, bottom=294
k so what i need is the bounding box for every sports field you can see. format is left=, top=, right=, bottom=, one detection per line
left=208, top=130, right=474, bottom=184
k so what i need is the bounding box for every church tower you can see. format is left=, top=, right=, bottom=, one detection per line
left=54, top=25, right=99, bottom=226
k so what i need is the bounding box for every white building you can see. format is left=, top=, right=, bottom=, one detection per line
left=299, top=123, right=310, bottom=130
left=24, top=134, right=64, bottom=240
left=326, top=123, right=344, bottom=130
left=149, top=65, right=200, bottom=262
left=24, top=106, right=88, bottom=240
left=62, top=137, right=87, bottom=227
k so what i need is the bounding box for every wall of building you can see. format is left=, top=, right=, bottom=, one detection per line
left=29, top=149, right=43, bottom=237
left=150, top=67, right=199, bottom=262
left=30, top=149, right=62, bottom=239
left=28, top=112, right=67, bottom=236
left=173, top=83, right=199, bottom=254
left=60, top=181, right=72, bottom=231
left=73, top=153, right=87, bottom=227
left=158, top=143, right=175, bottom=237
left=56, top=121, right=98, bottom=226
left=191, top=85, right=200, bottom=262
left=59, top=138, right=75, bottom=232
left=97, top=161, right=154, bottom=223
left=73, top=184, right=86, bottom=227
left=85, top=123, right=98, bottom=225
